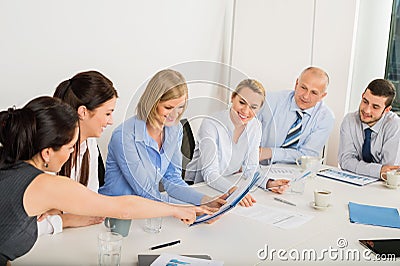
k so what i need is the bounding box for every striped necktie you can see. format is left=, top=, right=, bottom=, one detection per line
left=281, top=111, right=303, bottom=148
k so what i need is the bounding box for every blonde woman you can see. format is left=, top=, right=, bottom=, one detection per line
left=99, top=69, right=226, bottom=208
left=185, top=79, right=289, bottom=207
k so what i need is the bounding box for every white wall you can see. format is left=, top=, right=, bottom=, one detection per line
left=0, top=0, right=233, bottom=155
left=349, top=0, right=393, bottom=112
left=312, top=0, right=359, bottom=166
left=232, top=0, right=315, bottom=89
left=0, top=0, right=393, bottom=164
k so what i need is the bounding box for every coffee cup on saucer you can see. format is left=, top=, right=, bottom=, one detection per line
left=385, top=170, right=400, bottom=189
left=311, top=189, right=331, bottom=210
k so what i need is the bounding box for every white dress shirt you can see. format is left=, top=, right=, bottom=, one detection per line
left=185, top=109, right=267, bottom=192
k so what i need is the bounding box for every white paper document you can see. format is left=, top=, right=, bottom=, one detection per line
left=259, top=165, right=301, bottom=180
left=151, top=253, right=224, bottom=266
left=232, top=203, right=313, bottom=229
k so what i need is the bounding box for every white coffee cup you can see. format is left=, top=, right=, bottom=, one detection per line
left=296, top=156, right=323, bottom=174
left=314, top=189, right=331, bottom=207
left=386, top=170, right=400, bottom=187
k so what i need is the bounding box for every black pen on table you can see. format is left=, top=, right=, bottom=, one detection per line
left=273, top=197, right=296, bottom=206
left=149, top=240, right=181, bottom=250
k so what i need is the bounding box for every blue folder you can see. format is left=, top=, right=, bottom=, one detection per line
left=348, top=202, right=400, bottom=229
left=191, top=171, right=262, bottom=226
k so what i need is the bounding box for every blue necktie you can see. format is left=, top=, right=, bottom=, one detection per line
left=362, top=128, right=373, bottom=163
left=281, top=111, right=303, bottom=148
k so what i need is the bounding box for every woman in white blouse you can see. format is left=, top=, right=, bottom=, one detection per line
left=37, top=70, right=118, bottom=234
left=185, top=79, right=289, bottom=207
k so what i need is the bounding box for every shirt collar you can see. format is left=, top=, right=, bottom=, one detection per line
left=362, top=112, right=388, bottom=133
left=289, top=93, right=316, bottom=117
left=79, top=140, right=88, bottom=157
left=132, top=117, right=148, bottom=143
left=132, top=116, right=173, bottom=149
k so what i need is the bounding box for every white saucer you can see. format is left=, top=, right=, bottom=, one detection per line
left=310, top=201, right=330, bottom=210
left=384, top=183, right=400, bottom=189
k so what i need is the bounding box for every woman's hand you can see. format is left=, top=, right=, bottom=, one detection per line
left=200, top=194, right=227, bottom=209
left=227, top=186, right=256, bottom=207
left=172, top=205, right=216, bottom=225
left=61, top=213, right=105, bottom=228
left=267, top=179, right=290, bottom=194
left=37, top=209, right=62, bottom=222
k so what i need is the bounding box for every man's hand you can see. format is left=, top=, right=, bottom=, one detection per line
left=380, top=165, right=400, bottom=180
left=267, top=179, right=290, bottom=194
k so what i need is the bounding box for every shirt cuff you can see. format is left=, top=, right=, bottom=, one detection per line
left=257, top=176, right=271, bottom=190
left=48, top=215, right=63, bottom=234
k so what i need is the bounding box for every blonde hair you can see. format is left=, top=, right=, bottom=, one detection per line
left=232, top=79, right=266, bottom=107
left=137, top=69, right=188, bottom=129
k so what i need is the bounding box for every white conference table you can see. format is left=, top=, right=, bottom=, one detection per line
left=14, top=165, right=400, bottom=265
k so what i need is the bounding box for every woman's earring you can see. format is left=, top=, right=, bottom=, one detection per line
left=44, top=162, right=49, bottom=168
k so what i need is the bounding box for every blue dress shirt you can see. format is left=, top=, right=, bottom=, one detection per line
left=98, top=116, right=204, bottom=205
left=258, top=90, right=335, bottom=163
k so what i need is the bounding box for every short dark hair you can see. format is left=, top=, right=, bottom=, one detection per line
left=364, top=79, right=396, bottom=107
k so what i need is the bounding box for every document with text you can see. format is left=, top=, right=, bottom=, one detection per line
left=232, top=203, right=314, bottom=229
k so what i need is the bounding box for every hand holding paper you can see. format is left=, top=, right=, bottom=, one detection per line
left=192, top=171, right=262, bottom=226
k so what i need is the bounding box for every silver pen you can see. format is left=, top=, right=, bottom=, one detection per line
left=273, top=197, right=296, bottom=206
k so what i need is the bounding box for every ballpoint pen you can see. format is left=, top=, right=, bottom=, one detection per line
left=273, top=197, right=296, bottom=206
left=149, top=240, right=181, bottom=250
left=291, top=171, right=311, bottom=183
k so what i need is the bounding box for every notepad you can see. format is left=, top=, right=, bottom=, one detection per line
left=317, top=168, right=377, bottom=186
left=348, top=202, right=400, bottom=229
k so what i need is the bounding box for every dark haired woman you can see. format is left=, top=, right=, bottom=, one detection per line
left=0, top=96, right=212, bottom=266
left=38, top=71, right=118, bottom=235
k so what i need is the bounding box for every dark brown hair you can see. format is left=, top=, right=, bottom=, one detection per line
left=364, top=79, right=396, bottom=107
left=0, top=97, right=78, bottom=169
left=53, top=70, right=118, bottom=186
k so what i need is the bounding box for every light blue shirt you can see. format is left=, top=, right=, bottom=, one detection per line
left=185, top=109, right=267, bottom=192
left=338, top=110, right=400, bottom=178
left=99, top=116, right=204, bottom=205
left=258, top=90, right=335, bottom=163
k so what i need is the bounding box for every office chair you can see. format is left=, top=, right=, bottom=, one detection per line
left=97, top=145, right=105, bottom=187
left=180, top=118, right=195, bottom=184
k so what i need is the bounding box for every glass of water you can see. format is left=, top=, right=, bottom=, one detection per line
left=98, top=232, right=123, bottom=266
left=144, top=217, right=162, bottom=233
